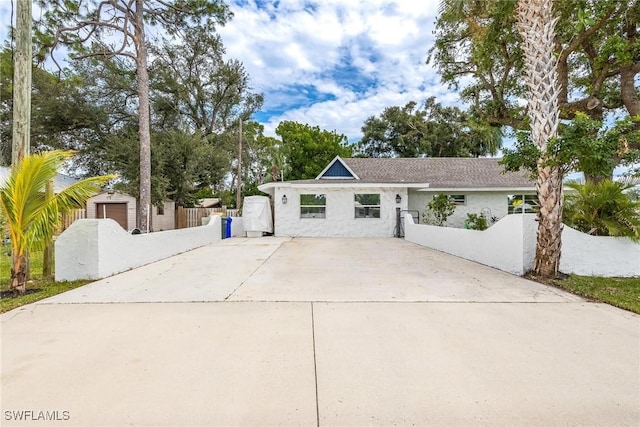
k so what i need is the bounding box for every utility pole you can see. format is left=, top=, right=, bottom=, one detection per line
left=12, top=0, right=32, bottom=165
left=236, top=118, right=242, bottom=210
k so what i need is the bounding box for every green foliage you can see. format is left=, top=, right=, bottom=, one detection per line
left=99, top=128, right=224, bottom=207
left=0, top=150, right=114, bottom=292
left=465, top=213, right=488, bottom=230
left=430, top=0, right=640, bottom=128
left=0, top=47, right=110, bottom=166
left=423, top=193, right=456, bottom=226
left=429, top=0, right=524, bottom=128
left=564, top=180, right=640, bottom=240
left=356, top=98, right=502, bottom=158
left=150, top=27, right=263, bottom=136
left=275, top=121, right=352, bottom=180
left=36, top=0, right=232, bottom=62
left=501, top=114, right=640, bottom=182
left=215, top=189, right=236, bottom=208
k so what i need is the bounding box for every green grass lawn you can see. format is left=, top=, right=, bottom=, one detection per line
left=0, top=246, right=90, bottom=313
left=550, top=275, right=640, bottom=314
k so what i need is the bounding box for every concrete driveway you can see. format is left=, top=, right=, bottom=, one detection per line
left=2, top=237, right=639, bottom=426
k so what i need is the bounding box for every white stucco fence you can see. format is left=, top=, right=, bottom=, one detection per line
left=229, top=216, right=244, bottom=237
left=404, top=213, right=640, bottom=277
left=404, top=213, right=537, bottom=275
left=560, top=226, right=640, bottom=277
left=55, top=216, right=222, bottom=281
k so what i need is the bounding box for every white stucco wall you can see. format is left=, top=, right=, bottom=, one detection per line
left=405, top=213, right=640, bottom=277
left=87, top=192, right=137, bottom=231
left=55, top=216, right=222, bottom=281
left=560, top=226, right=640, bottom=277
left=230, top=217, right=244, bottom=237
left=404, top=213, right=535, bottom=275
left=408, top=190, right=534, bottom=228
left=152, top=201, right=176, bottom=231
left=273, top=186, right=408, bottom=237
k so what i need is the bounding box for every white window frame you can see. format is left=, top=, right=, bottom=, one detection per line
left=300, top=194, right=326, bottom=219
left=508, top=194, right=539, bottom=214
left=354, top=193, right=381, bottom=219
left=449, top=195, right=466, bottom=206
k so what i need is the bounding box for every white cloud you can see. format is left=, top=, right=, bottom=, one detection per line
left=218, top=0, right=447, bottom=142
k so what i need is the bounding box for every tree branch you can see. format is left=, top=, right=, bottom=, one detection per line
left=558, top=4, right=619, bottom=63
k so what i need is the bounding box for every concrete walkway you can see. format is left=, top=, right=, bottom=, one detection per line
left=2, top=237, right=639, bottom=426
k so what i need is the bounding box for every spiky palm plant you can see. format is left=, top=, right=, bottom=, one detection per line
left=0, top=151, right=115, bottom=294
left=516, top=0, right=564, bottom=277
left=564, top=181, right=640, bottom=240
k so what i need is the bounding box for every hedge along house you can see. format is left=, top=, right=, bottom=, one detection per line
left=257, top=156, right=537, bottom=237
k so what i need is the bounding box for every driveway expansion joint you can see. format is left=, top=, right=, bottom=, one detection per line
left=311, top=302, right=320, bottom=427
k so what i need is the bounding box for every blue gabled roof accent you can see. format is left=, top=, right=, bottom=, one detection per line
left=316, top=156, right=359, bottom=180
left=324, top=160, right=353, bottom=177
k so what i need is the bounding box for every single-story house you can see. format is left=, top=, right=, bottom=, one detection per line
left=258, top=156, right=537, bottom=237
left=0, top=166, right=79, bottom=192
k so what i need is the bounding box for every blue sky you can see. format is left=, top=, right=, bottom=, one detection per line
left=216, top=0, right=454, bottom=142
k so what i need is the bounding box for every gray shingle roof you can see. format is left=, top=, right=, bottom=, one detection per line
left=0, top=166, right=79, bottom=193
left=290, top=157, right=535, bottom=188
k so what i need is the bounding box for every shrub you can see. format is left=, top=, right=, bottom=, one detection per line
left=465, top=213, right=488, bottom=230
left=564, top=180, right=640, bottom=240
left=423, top=193, right=456, bottom=226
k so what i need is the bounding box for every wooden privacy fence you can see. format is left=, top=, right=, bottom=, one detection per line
left=60, top=209, right=87, bottom=232
left=176, top=207, right=240, bottom=229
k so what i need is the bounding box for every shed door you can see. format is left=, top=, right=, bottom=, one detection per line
left=96, top=203, right=128, bottom=230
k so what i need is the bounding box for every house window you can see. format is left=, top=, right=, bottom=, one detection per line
left=354, top=194, right=380, bottom=218
left=508, top=195, right=539, bottom=214
left=449, top=195, right=466, bottom=205
left=157, top=204, right=164, bottom=215
left=300, top=194, right=326, bottom=218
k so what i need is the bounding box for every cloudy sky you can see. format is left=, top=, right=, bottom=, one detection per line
left=217, top=0, right=452, bottom=142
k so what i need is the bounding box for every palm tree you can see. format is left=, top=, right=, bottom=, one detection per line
left=0, top=150, right=114, bottom=294
left=564, top=180, right=640, bottom=240
left=516, top=0, right=564, bottom=277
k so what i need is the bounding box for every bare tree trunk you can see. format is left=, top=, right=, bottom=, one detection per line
left=517, top=0, right=563, bottom=278
left=236, top=118, right=243, bottom=210
left=134, top=0, right=151, bottom=233
left=620, top=18, right=640, bottom=124
left=12, top=0, right=31, bottom=166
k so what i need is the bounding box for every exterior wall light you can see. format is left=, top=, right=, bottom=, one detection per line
left=395, top=194, right=401, bottom=204
left=282, top=194, right=287, bottom=204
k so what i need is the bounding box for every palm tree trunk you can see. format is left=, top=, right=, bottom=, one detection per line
left=10, top=253, right=27, bottom=294
left=517, top=0, right=563, bottom=278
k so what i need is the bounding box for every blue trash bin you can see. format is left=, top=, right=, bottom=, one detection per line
left=221, top=217, right=227, bottom=239
left=225, top=217, right=232, bottom=238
